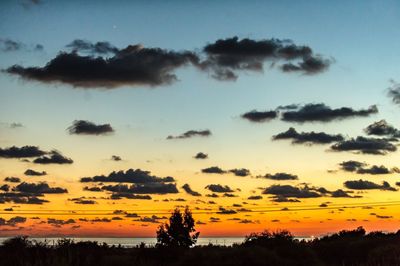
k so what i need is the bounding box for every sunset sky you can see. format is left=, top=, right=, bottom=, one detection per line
left=2, top=0, right=400, bottom=237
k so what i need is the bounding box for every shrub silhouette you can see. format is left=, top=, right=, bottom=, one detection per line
left=156, top=206, right=199, bottom=248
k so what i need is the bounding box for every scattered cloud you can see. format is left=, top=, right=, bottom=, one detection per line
left=66, top=39, right=118, bottom=54
left=344, top=179, right=397, bottom=191
left=15, top=182, right=68, bottom=194
left=167, top=130, right=211, bottom=140
left=194, top=152, right=208, bottom=159
left=24, top=169, right=47, bottom=176
left=182, top=184, right=201, bottom=196
left=241, top=110, right=277, bottom=122
left=68, top=120, right=114, bottom=135
left=33, top=151, right=73, bottom=164
left=281, top=104, right=378, bottom=123
left=201, top=166, right=226, bottom=174
left=0, top=146, right=46, bottom=158
left=80, top=168, right=175, bottom=183
left=364, top=120, right=400, bottom=138
left=205, top=184, right=234, bottom=193
left=229, top=168, right=251, bottom=177
left=272, top=127, right=344, bottom=144
left=262, top=172, right=298, bottom=180
left=331, top=136, right=397, bottom=155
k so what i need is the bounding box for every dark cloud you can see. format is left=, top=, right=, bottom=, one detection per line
left=262, top=172, right=298, bottom=180
left=111, top=155, right=122, bottom=161
left=0, top=192, right=48, bottom=204
left=69, top=197, right=97, bottom=204
left=241, top=110, right=278, bottom=123
left=182, top=184, right=201, bottom=196
left=344, top=179, right=397, bottom=191
left=205, top=184, right=234, bottom=193
left=331, top=136, right=397, bottom=155
left=387, top=82, right=400, bottom=106
left=364, top=120, right=400, bottom=138
left=0, top=146, right=46, bottom=158
left=167, top=130, right=211, bottom=140
left=80, top=168, right=175, bottom=183
left=229, top=168, right=250, bottom=177
left=15, top=182, right=68, bottom=194
left=134, top=215, right=166, bottom=224
left=281, top=104, right=378, bottom=123
left=0, top=39, right=22, bottom=51
left=331, top=189, right=355, bottom=198
left=280, top=56, right=331, bottom=74
left=217, top=207, right=237, bottom=215
left=24, top=169, right=47, bottom=176
left=0, top=216, right=27, bottom=227
left=0, top=39, right=43, bottom=52
left=0, top=184, right=10, bottom=192
left=194, top=152, right=208, bottom=159
left=66, top=39, right=118, bottom=54
left=339, top=160, right=366, bottom=172
left=247, top=195, right=262, bottom=200
left=68, top=120, right=114, bottom=135
left=83, top=186, right=102, bottom=192
left=272, top=127, right=344, bottom=144
left=33, top=151, right=73, bottom=164
left=102, top=183, right=178, bottom=194
left=110, top=193, right=152, bottom=200
left=201, top=166, right=226, bottom=174
left=4, top=177, right=21, bottom=183
left=5, top=44, right=198, bottom=88
left=47, top=218, right=75, bottom=227
left=262, top=184, right=324, bottom=198
left=339, top=160, right=396, bottom=175
left=200, top=36, right=331, bottom=80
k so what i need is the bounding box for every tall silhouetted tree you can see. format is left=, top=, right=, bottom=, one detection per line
left=156, top=207, right=199, bottom=248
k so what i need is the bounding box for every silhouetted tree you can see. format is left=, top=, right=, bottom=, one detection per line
left=156, top=207, right=200, bottom=248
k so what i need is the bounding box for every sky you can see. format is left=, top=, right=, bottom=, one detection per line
left=1, top=0, right=400, bottom=237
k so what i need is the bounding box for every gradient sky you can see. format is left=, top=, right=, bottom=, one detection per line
left=1, top=0, right=400, bottom=237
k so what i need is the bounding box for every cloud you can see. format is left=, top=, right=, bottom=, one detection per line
left=134, top=215, right=166, bottom=224
left=247, top=195, right=263, bottom=200
left=110, top=193, right=152, bottom=200
left=364, top=120, right=400, bottom=138
left=280, top=56, right=331, bottom=74
left=205, top=184, right=234, bottom=193
left=241, top=110, right=278, bottom=122
left=69, top=197, right=97, bottom=204
left=101, top=183, right=178, bottom=194
left=387, top=82, right=400, bottom=105
left=33, top=151, right=73, bottom=164
left=217, top=207, right=237, bottom=215
left=167, top=130, right=211, bottom=139
left=0, top=216, right=27, bottom=227
left=199, top=36, right=331, bottom=80
left=331, top=136, right=397, bottom=155
left=194, top=152, right=208, bottom=159
left=339, top=160, right=397, bottom=175
left=15, top=182, right=68, bottom=194
left=182, top=184, right=201, bottom=196
left=47, top=218, right=75, bottom=227
left=201, top=166, right=226, bottom=174
left=66, top=39, right=118, bottom=54
left=281, top=104, right=378, bottom=123
left=262, top=184, right=325, bottom=198
left=68, top=120, right=114, bottom=135
left=262, top=172, right=298, bottom=180
left=80, top=168, right=175, bottom=183
left=0, top=39, right=43, bottom=52
left=331, top=189, right=356, bottom=198
left=5, top=44, right=198, bottom=88
left=229, top=168, right=251, bottom=177
left=344, top=179, right=397, bottom=191
left=272, top=127, right=344, bottom=144
left=24, top=169, right=47, bottom=176
left=111, top=155, right=122, bottom=161
left=0, top=184, right=10, bottom=192
left=4, top=177, right=21, bottom=183
left=0, top=192, right=49, bottom=204
left=0, top=146, right=46, bottom=158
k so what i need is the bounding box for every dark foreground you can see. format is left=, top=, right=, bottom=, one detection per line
left=1, top=227, right=400, bottom=266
